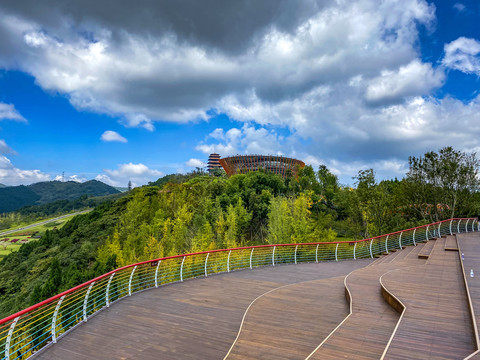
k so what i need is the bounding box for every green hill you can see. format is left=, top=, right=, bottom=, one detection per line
left=0, top=180, right=120, bottom=213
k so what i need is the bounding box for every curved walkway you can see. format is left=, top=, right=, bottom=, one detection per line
left=34, top=260, right=370, bottom=360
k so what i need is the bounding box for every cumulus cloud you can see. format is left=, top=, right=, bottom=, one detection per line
left=0, top=139, right=16, bottom=155
left=0, top=0, right=435, bottom=127
left=365, top=60, right=444, bottom=105
left=185, top=158, right=205, bottom=168
left=0, top=103, right=26, bottom=122
left=442, top=37, right=480, bottom=75
left=96, top=162, right=163, bottom=187
left=0, top=155, right=50, bottom=185
left=100, top=130, right=128, bottom=143
left=53, top=174, right=87, bottom=182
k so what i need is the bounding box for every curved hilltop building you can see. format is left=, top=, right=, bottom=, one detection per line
left=219, top=154, right=305, bottom=178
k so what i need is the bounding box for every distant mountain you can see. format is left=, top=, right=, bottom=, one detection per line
left=114, top=187, right=129, bottom=193
left=0, top=184, right=7, bottom=188
left=0, top=180, right=120, bottom=213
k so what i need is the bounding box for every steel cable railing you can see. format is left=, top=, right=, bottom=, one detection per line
left=0, top=217, right=477, bottom=360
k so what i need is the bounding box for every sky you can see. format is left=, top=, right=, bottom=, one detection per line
left=0, top=0, right=479, bottom=187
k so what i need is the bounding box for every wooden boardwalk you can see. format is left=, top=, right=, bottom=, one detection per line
left=382, top=236, right=475, bottom=359
left=32, top=233, right=480, bottom=360
left=34, top=260, right=370, bottom=360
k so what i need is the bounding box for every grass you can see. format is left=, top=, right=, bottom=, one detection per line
left=0, top=215, right=76, bottom=259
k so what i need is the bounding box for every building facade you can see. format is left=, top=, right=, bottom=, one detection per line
left=219, top=155, right=305, bottom=178
left=207, top=153, right=222, bottom=173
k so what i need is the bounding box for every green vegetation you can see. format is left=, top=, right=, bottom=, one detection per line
left=0, top=180, right=120, bottom=213
left=0, top=146, right=478, bottom=318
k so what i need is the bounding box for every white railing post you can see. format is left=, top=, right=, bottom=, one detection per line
left=458, top=219, right=461, bottom=234
left=5, top=316, right=19, bottom=360
left=426, top=225, right=429, bottom=241
left=272, top=246, right=276, bottom=266
left=450, top=219, right=453, bottom=235
left=369, top=239, right=373, bottom=258
left=106, top=273, right=115, bottom=307
left=180, top=256, right=186, bottom=281
left=155, top=261, right=161, bottom=288
left=128, top=266, right=137, bottom=296
left=227, top=251, right=231, bottom=272
left=353, top=242, right=357, bottom=260
left=315, top=244, right=319, bottom=263
left=204, top=254, right=209, bottom=277
left=51, top=295, right=65, bottom=343
left=398, top=232, right=403, bottom=248
left=466, top=219, right=470, bottom=233
left=385, top=235, right=389, bottom=253
left=250, top=248, right=254, bottom=269
left=412, top=228, right=417, bottom=246
left=473, top=220, right=476, bottom=232
left=294, top=245, right=298, bottom=264
left=83, top=282, right=95, bottom=322
left=335, top=243, right=339, bottom=261
left=438, top=222, right=442, bottom=237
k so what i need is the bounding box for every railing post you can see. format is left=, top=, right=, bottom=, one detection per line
left=473, top=219, right=476, bottom=232
left=5, top=316, right=19, bottom=360
left=155, top=261, right=161, bottom=288
left=128, top=266, right=137, bottom=296
left=204, top=254, right=209, bottom=277
left=227, top=251, right=231, bottom=272
left=438, top=222, right=442, bottom=237
left=450, top=219, right=453, bottom=235
left=106, top=272, right=115, bottom=307
left=272, top=246, right=276, bottom=266
left=180, top=256, right=186, bottom=281
left=335, top=243, right=339, bottom=262
left=51, top=295, right=65, bottom=343
left=385, top=235, right=389, bottom=253
left=412, top=228, right=417, bottom=246
left=369, top=239, right=373, bottom=258
left=294, top=245, right=298, bottom=264
left=398, top=232, right=403, bottom=248
left=83, top=282, right=95, bottom=322
left=249, top=248, right=254, bottom=269
left=315, top=244, right=319, bottom=263
left=353, top=242, right=357, bottom=260
left=458, top=219, right=461, bottom=234
left=426, top=225, right=429, bottom=241
left=466, top=219, right=470, bottom=233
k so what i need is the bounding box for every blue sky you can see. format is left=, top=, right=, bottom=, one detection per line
left=0, top=0, right=479, bottom=187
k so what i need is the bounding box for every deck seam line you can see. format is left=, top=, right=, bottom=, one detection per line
left=457, top=234, right=480, bottom=359
left=222, top=276, right=345, bottom=359
left=378, top=265, right=418, bottom=360
left=303, top=268, right=357, bottom=360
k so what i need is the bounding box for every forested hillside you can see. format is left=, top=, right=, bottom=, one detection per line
left=0, top=180, right=120, bottom=213
left=0, top=147, right=478, bottom=317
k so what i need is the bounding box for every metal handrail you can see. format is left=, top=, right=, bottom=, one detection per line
left=0, top=217, right=476, bottom=360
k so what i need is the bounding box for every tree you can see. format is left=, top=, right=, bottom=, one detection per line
left=406, top=147, right=480, bottom=220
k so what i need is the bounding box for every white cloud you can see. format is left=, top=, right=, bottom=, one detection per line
left=453, top=3, right=466, bottom=13
left=100, top=130, right=128, bottom=143
left=0, top=155, right=50, bottom=185
left=0, top=139, right=16, bottom=155
left=365, top=60, right=444, bottom=105
left=442, top=37, right=480, bottom=75
left=185, top=158, right=205, bottom=168
left=0, top=103, right=26, bottom=122
left=96, top=162, right=163, bottom=187
left=53, top=174, right=87, bottom=182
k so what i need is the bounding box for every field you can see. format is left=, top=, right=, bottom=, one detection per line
left=0, top=217, right=72, bottom=259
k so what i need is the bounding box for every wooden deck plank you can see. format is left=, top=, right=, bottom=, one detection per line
left=382, top=237, right=475, bottom=360
left=33, top=260, right=371, bottom=360
left=307, top=245, right=425, bottom=360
